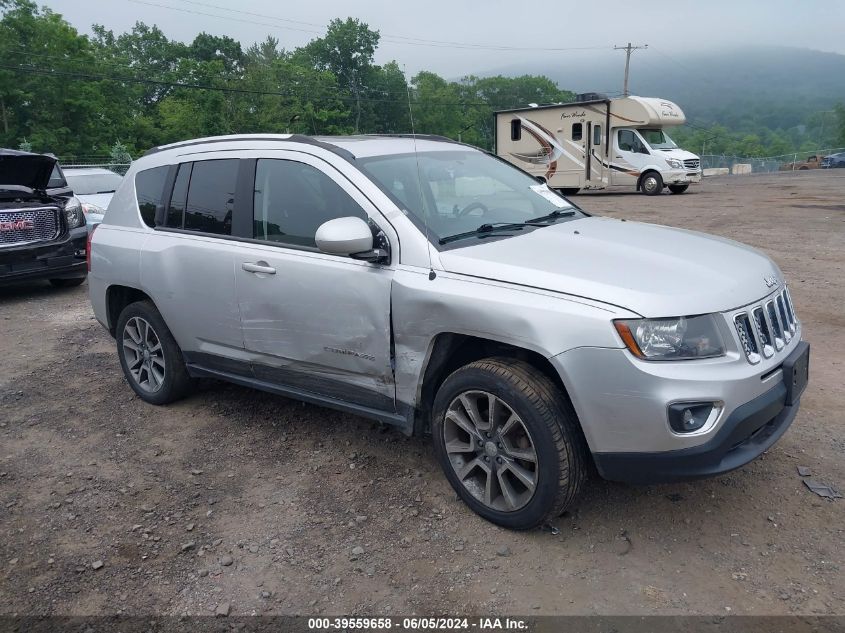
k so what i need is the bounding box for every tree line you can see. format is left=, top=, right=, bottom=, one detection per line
left=1, top=0, right=843, bottom=161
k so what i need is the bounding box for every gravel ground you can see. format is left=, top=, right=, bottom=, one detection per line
left=1, top=169, right=843, bottom=617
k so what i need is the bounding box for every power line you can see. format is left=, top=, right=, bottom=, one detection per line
left=4, top=47, right=575, bottom=103
left=0, top=62, right=557, bottom=109
left=127, top=0, right=613, bottom=53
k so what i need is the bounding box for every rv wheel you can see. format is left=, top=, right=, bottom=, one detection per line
left=640, top=172, right=663, bottom=196
left=559, top=188, right=580, bottom=196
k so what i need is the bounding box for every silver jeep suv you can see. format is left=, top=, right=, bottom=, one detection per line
left=88, top=134, right=809, bottom=530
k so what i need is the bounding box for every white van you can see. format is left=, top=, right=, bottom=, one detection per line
left=495, top=94, right=702, bottom=195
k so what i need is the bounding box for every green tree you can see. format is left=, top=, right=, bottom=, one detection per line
left=303, top=18, right=380, bottom=132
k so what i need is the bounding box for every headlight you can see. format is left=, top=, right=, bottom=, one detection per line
left=64, top=196, right=86, bottom=229
left=666, top=158, right=683, bottom=169
left=614, top=314, right=726, bottom=361
left=81, top=202, right=106, bottom=216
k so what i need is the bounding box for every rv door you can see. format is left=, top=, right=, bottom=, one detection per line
left=612, top=129, right=647, bottom=186
left=585, top=122, right=605, bottom=185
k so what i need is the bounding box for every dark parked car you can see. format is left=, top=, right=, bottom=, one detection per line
left=0, top=149, right=88, bottom=287
left=821, top=152, right=845, bottom=168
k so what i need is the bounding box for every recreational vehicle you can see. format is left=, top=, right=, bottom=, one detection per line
left=495, top=94, right=702, bottom=195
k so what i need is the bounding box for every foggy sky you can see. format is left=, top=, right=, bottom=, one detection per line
left=39, top=0, right=845, bottom=76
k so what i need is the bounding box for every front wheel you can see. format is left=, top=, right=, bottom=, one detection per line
left=116, top=300, right=193, bottom=405
left=432, top=358, right=588, bottom=530
left=668, top=184, right=689, bottom=194
left=640, top=171, right=664, bottom=196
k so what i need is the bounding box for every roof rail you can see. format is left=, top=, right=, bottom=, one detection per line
left=142, top=134, right=355, bottom=161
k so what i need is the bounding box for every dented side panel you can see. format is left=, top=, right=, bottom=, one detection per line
left=391, top=267, right=635, bottom=409
left=233, top=241, right=396, bottom=410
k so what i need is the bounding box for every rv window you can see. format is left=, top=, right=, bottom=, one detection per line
left=618, top=130, right=637, bottom=152
left=510, top=119, right=521, bottom=141
left=572, top=123, right=582, bottom=141
left=593, top=125, right=602, bottom=146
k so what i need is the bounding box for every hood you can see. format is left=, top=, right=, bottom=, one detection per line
left=0, top=149, right=57, bottom=191
left=438, top=216, right=782, bottom=317
left=656, top=148, right=699, bottom=161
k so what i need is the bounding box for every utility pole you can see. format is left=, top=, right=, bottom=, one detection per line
left=614, top=42, right=648, bottom=96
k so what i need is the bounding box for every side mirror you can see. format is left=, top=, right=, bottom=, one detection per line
left=315, top=216, right=386, bottom=262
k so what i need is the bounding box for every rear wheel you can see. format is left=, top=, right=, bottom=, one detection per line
left=668, top=184, right=689, bottom=194
left=640, top=171, right=663, bottom=196
left=116, top=300, right=193, bottom=405
left=432, top=358, right=588, bottom=530
left=49, top=277, right=85, bottom=288
left=559, top=188, right=580, bottom=196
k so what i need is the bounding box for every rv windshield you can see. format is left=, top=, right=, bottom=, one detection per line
left=638, top=129, right=678, bottom=150
left=358, top=150, right=583, bottom=246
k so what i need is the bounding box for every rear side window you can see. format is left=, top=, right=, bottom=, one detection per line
left=164, top=160, right=237, bottom=235
left=253, top=159, right=367, bottom=249
left=167, top=163, right=191, bottom=228
left=183, top=160, right=237, bottom=235
left=572, top=123, right=582, bottom=141
left=135, top=166, right=169, bottom=228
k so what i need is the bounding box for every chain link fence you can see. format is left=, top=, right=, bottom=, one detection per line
left=57, top=158, right=132, bottom=176
left=701, top=147, right=845, bottom=175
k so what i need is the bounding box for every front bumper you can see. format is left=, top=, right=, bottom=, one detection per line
left=592, top=362, right=801, bottom=483
left=0, top=226, right=88, bottom=285
left=551, top=308, right=808, bottom=483
left=665, top=169, right=702, bottom=185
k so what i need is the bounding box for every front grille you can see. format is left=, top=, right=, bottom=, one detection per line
left=0, top=207, right=60, bottom=247
left=684, top=158, right=700, bottom=170
left=734, top=287, right=798, bottom=364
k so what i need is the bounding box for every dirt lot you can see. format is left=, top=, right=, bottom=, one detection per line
left=1, top=170, right=843, bottom=617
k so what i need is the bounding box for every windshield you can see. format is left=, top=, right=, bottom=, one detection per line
left=358, top=150, right=581, bottom=246
left=65, top=171, right=123, bottom=195
left=638, top=129, right=678, bottom=150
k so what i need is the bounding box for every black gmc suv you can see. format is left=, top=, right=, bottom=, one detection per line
left=0, top=149, right=87, bottom=287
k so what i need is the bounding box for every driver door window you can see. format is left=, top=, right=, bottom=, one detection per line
left=618, top=130, right=636, bottom=152
left=253, top=159, right=367, bottom=249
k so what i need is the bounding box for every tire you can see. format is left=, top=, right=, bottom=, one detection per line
left=640, top=171, right=663, bottom=196
left=49, top=277, right=86, bottom=288
left=668, top=184, right=689, bottom=194
left=559, top=188, right=580, bottom=196
left=432, top=358, right=588, bottom=530
left=115, top=300, right=193, bottom=405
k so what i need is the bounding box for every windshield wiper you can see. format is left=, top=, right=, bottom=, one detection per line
left=95, top=189, right=116, bottom=194
left=527, top=209, right=576, bottom=223
left=439, top=222, right=537, bottom=245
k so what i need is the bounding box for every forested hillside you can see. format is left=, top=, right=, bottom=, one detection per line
left=1, top=0, right=843, bottom=159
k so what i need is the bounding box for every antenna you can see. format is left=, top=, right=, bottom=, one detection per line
left=403, top=66, right=436, bottom=280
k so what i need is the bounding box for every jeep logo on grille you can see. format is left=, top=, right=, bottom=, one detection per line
left=0, top=219, right=34, bottom=232
left=764, top=275, right=779, bottom=288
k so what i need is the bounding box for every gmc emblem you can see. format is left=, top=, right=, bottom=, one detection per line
left=0, top=219, right=35, bottom=232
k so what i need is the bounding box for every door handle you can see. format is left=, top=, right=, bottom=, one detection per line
left=242, top=262, right=276, bottom=275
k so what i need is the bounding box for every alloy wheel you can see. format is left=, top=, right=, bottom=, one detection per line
left=122, top=316, right=166, bottom=393
left=443, top=390, right=539, bottom=512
